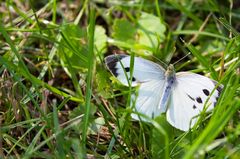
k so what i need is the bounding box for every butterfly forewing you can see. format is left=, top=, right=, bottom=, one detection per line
left=105, top=54, right=165, bottom=86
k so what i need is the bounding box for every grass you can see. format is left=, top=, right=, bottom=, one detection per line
left=0, top=0, right=240, bottom=158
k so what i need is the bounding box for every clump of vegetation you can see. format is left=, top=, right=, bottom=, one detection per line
left=0, top=0, right=239, bottom=158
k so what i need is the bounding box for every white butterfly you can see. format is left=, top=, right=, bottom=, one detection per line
left=105, top=54, right=223, bottom=131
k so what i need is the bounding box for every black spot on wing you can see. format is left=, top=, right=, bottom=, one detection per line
left=105, top=54, right=127, bottom=77
left=125, top=67, right=130, bottom=72
left=128, top=77, right=136, bottom=82
left=196, top=97, right=202, bottom=103
left=132, top=77, right=136, bottom=82
left=203, top=89, right=210, bottom=96
left=193, top=105, right=197, bottom=109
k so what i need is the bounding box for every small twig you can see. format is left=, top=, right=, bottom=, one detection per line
left=101, top=97, right=116, bottom=121
left=189, top=13, right=212, bottom=44
left=0, top=115, right=3, bottom=157
left=207, top=57, right=239, bottom=76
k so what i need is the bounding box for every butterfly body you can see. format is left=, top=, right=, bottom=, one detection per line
left=105, top=54, right=223, bottom=131
left=159, top=65, right=176, bottom=111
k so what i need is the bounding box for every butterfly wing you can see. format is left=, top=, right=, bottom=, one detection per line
left=166, top=72, right=223, bottom=131
left=131, top=80, right=167, bottom=120
left=105, top=54, right=165, bottom=86
left=105, top=54, right=167, bottom=120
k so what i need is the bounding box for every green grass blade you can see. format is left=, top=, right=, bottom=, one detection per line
left=53, top=104, right=65, bottom=158
left=185, top=42, right=218, bottom=79
left=183, top=63, right=240, bottom=158
left=0, top=56, right=83, bottom=103
left=81, top=8, right=96, bottom=156
left=173, top=30, right=230, bottom=41
left=24, top=125, right=46, bottom=158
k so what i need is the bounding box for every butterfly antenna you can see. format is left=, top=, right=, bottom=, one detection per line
left=140, top=52, right=168, bottom=68
left=172, top=52, right=191, bottom=65
left=151, top=55, right=168, bottom=68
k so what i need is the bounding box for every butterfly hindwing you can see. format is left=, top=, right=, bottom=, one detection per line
left=166, top=72, right=223, bottom=131
left=131, top=80, right=166, bottom=121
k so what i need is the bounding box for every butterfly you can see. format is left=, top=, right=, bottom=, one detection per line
left=105, top=54, right=223, bottom=131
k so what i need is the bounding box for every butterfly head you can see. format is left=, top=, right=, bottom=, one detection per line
left=165, top=64, right=175, bottom=77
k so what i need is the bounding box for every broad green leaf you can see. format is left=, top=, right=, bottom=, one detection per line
left=95, top=68, right=112, bottom=98
left=94, top=25, right=107, bottom=54
left=112, top=19, right=136, bottom=43
left=89, top=117, right=105, bottom=134
left=112, top=12, right=166, bottom=54
left=111, top=12, right=166, bottom=55
left=59, top=24, right=88, bottom=76
left=137, top=12, right=166, bottom=51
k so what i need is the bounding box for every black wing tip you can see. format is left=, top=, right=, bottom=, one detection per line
left=210, top=80, right=223, bottom=107
left=104, top=54, right=127, bottom=64
left=105, top=54, right=127, bottom=77
left=217, top=85, right=223, bottom=96
left=212, top=80, right=224, bottom=96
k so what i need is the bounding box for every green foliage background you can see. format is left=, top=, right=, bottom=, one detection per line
left=0, top=0, right=239, bottom=158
